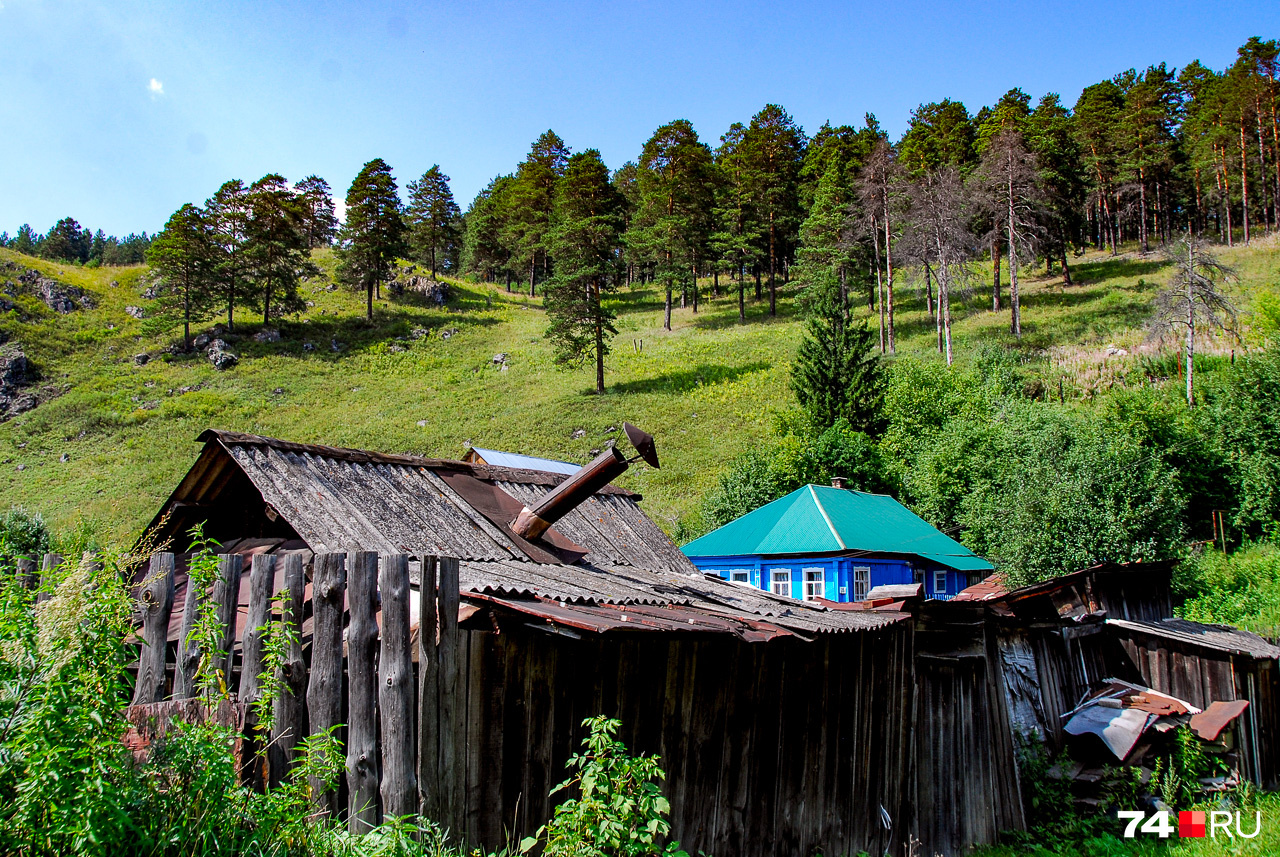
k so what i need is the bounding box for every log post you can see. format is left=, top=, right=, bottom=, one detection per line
left=269, top=553, right=307, bottom=788
left=438, top=556, right=461, bottom=831
left=131, top=553, right=176, bottom=706
left=379, top=553, right=416, bottom=818
left=308, top=552, right=347, bottom=819
left=347, top=551, right=381, bottom=832
left=38, top=552, right=63, bottom=602
left=212, top=554, right=244, bottom=689
left=174, top=561, right=205, bottom=699
left=16, top=557, right=37, bottom=593
left=239, top=553, right=275, bottom=789
left=417, top=556, right=439, bottom=820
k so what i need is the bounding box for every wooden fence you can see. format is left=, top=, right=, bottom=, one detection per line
left=124, top=550, right=461, bottom=834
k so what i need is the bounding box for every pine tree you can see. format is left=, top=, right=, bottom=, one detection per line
left=11, top=225, right=38, bottom=255
left=205, top=180, right=251, bottom=331
left=628, top=120, right=716, bottom=330
left=743, top=105, right=806, bottom=315
left=244, top=175, right=316, bottom=326
left=147, top=203, right=217, bottom=349
left=1151, top=234, right=1238, bottom=406
left=790, top=274, right=882, bottom=434
left=506, top=131, right=570, bottom=296
left=856, top=132, right=902, bottom=352
left=544, top=151, right=625, bottom=393
left=406, top=166, right=461, bottom=278
left=1074, top=81, right=1125, bottom=253
left=41, top=217, right=90, bottom=263
left=1026, top=93, right=1086, bottom=284
left=711, top=123, right=764, bottom=322
left=337, top=158, right=408, bottom=320
left=295, top=176, right=338, bottom=248
left=973, top=124, right=1042, bottom=337
left=462, top=175, right=517, bottom=286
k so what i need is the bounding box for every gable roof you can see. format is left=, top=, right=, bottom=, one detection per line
left=680, top=484, right=992, bottom=572
left=467, top=447, right=580, bottom=475
left=142, top=431, right=906, bottom=638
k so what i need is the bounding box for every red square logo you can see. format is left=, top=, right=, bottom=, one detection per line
left=1179, top=810, right=1206, bottom=838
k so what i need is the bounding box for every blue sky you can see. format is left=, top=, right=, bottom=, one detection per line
left=2, top=0, right=1278, bottom=237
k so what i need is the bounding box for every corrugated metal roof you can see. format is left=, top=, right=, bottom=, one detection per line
left=1106, top=618, right=1280, bottom=660
left=469, top=448, right=580, bottom=475
left=681, top=484, right=993, bottom=572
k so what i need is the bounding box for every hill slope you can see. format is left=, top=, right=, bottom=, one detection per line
left=1, top=240, right=1278, bottom=544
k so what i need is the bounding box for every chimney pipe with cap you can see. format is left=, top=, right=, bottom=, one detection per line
left=831, top=477, right=848, bottom=490
left=511, top=423, right=659, bottom=541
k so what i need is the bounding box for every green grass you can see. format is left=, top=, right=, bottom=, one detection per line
left=1, top=237, right=1278, bottom=543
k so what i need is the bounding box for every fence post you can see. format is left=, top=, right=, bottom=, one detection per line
left=16, top=557, right=37, bottom=592
left=379, top=553, right=416, bottom=818
left=239, top=553, right=275, bottom=789
left=212, top=554, right=243, bottom=688
left=348, top=550, right=381, bottom=833
left=270, top=553, right=307, bottom=788
left=417, top=556, right=439, bottom=820
left=308, top=552, right=347, bottom=819
left=438, top=556, right=461, bottom=832
left=174, top=561, right=204, bottom=699
left=131, top=552, right=176, bottom=706
left=39, top=552, right=63, bottom=602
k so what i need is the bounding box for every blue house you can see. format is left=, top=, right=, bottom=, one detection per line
left=681, top=482, right=993, bottom=602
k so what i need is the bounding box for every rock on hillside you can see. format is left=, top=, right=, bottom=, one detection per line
left=0, top=343, right=38, bottom=420
left=1, top=261, right=95, bottom=314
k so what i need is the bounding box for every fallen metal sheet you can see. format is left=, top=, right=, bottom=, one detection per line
left=1190, top=700, right=1250, bottom=741
left=1065, top=706, right=1156, bottom=761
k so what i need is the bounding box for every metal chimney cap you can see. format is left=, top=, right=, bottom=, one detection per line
left=623, top=422, right=660, bottom=469
left=831, top=476, right=848, bottom=489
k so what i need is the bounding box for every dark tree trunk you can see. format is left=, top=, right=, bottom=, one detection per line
left=992, top=237, right=1001, bottom=311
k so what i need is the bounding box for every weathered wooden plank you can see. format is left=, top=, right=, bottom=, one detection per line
left=379, top=553, right=417, bottom=819
left=437, top=556, right=462, bottom=833
left=132, top=553, right=176, bottom=706
left=269, top=554, right=306, bottom=788
left=347, top=550, right=381, bottom=833
left=212, top=554, right=243, bottom=687
left=417, top=556, right=440, bottom=820
left=238, top=553, right=275, bottom=790
left=174, top=561, right=205, bottom=699
left=308, top=552, right=347, bottom=819
left=37, top=552, right=63, bottom=602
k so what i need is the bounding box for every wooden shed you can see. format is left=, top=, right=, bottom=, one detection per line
left=143, top=430, right=988, bottom=857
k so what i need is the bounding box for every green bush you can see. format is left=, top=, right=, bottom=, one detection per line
left=1179, top=541, right=1280, bottom=633
left=521, top=716, right=686, bottom=857
left=0, top=506, right=51, bottom=561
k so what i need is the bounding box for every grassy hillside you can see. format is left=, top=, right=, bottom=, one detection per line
left=1, top=238, right=1278, bottom=545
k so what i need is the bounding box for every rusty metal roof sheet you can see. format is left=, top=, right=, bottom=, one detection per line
left=1106, top=618, right=1280, bottom=660
left=1190, top=700, right=1251, bottom=741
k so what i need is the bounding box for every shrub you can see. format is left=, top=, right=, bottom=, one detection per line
left=521, top=716, right=686, bottom=857
left=0, top=507, right=51, bottom=561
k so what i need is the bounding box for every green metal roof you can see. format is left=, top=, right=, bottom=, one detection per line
left=681, top=484, right=993, bottom=572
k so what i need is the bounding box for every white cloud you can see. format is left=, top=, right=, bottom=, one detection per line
left=148, top=78, right=164, bottom=96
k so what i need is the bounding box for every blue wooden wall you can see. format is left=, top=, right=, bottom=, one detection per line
left=687, top=554, right=969, bottom=601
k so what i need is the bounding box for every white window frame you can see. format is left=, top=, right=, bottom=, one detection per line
left=728, top=569, right=751, bottom=585
left=802, top=567, right=825, bottom=601
left=770, top=568, right=792, bottom=598
left=933, top=569, right=948, bottom=594
left=853, top=566, right=871, bottom=601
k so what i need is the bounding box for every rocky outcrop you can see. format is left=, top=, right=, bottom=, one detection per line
left=0, top=344, right=39, bottom=420
left=0, top=263, right=95, bottom=314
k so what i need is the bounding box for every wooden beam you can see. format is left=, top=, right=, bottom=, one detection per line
left=270, top=553, right=307, bottom=788
left=347, top=550, right=381, bottom=833
left=439, top=556, right=461, bottom=832
left=174, top=560, right=205, bottom=699
left=131, top=553, right=176, bottom=706
left=38, top=552, right=63, bottom=602
left=308, top=552, right=347, bottom=819
left=239, top=553, right=276, bottom=790
left=15, top=557, right=37, bottom=592
left=380, top=553, right=417, bottom=818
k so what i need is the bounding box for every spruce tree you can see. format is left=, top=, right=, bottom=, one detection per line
left=544, top=150, right=625, bottom=393
left=147, top=203, right=217, bottom=349
left=790, top=275, right=882, bottom=435
left=337, top=158, right=408, bottom=320
left=406, top=166, right=461, bottom=278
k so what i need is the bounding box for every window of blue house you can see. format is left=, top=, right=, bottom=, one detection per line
left=933, top=569, right=947, bottom=594
left=728, top=569, right=750, bottom=585
left=853, top=566, right=870, bottom=601
left=802, top=568, right=824, bottom=601
left=770, top=568, right=792, bottom=597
